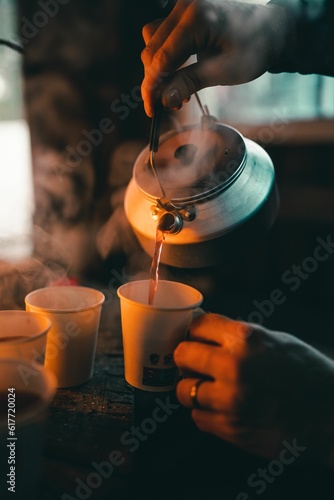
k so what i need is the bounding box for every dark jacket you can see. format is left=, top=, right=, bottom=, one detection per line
left=269, top=0, right=334, bottom=76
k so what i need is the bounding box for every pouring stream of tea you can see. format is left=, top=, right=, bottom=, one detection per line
left=148, top=227, right=165, bottom=305
left=147, top=95, right=208, bottom=305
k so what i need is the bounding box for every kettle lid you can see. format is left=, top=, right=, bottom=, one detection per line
left=133, top=123, right=246, bottom=203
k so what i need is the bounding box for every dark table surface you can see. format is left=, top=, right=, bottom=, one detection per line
left=39, top=298, right=334, bottom=500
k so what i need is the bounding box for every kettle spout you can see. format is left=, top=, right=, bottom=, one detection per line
left=157, top=212, right=183, bottom=235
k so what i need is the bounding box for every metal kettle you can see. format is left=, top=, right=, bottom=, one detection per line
left=124, top=104, right=279, bottom=268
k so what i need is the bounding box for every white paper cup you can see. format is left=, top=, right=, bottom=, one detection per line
left=25, top=286, right=105, bottom=388
left=0, top=310, right=51, bottom=367
left=117, top=280, right=203, bottom=391
left=0, top=358, right=56, bottom=499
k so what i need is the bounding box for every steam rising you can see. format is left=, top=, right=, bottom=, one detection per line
left=0, top=225, right=71, bottom=310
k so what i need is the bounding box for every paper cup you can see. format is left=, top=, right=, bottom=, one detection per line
left=0, top=311, right=51, bottom=367
left=0, top=358, right=56, bottom=499
left=25, top=286, right=105, bottom=388
left=117, top=280, right=203, bottom=391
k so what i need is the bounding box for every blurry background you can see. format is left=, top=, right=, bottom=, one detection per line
left=0, top=0, right=33, bottom=262
left=0, top=0, right=334, bottom=353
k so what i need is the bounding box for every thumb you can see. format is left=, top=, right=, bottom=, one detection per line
left=160, top=56, right=226, bottom=111
left=160, top=62, right=200, bottom=110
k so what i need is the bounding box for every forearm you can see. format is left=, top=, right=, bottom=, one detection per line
left=267, top=0, right=334, bottom=76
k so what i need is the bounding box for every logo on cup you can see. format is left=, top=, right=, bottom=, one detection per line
left=163, top=354, right=173, bottom=366
left=149, top=353, right=160, bottom=365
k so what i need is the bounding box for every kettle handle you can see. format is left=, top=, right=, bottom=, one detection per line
left=149, top=101, right=163, bottom=153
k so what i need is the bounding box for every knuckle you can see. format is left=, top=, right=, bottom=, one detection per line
left=141, top=46, right=150, bottom=64
left=213, top=351, right=238, bottom=382
left=199, top=346, right=214, bottom=372
left=152, top=46, right=169, bottom=70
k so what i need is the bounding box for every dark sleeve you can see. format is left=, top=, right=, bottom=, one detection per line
left=268, top=0, right=334, bottom=76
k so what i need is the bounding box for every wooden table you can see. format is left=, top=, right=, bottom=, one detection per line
left=39, top=296, right=334, bottom=500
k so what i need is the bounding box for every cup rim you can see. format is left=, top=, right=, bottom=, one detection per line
left=0, top=310, right=52, bottom=344
left=117, top=279, right=203, bottom=311
left=25, top=285, right=105, bottom=313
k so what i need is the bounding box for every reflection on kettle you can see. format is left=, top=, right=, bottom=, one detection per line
left=124, top=106, right=279, bottom=268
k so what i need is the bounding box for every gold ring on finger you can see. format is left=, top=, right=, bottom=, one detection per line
left=190, top=379, right=206, bottom=409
